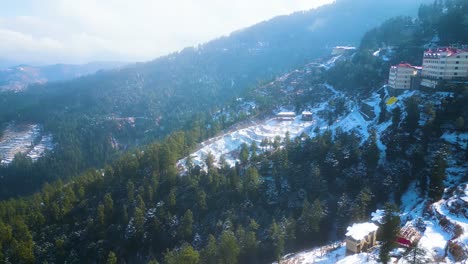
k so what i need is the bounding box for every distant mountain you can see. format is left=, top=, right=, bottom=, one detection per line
left=0, top=0, right=432, bottom=199
left=3, top=0, right=431, bottom=116
left=0, top=62, right=126, bottom=92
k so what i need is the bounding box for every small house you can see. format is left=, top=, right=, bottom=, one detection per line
left=301, top=111, right=313, bottom=121
left=397, top=223, right=421, bottom=248
left=345, top=222, right=379, bottom=254
left=276, top=112, right=296, bottom=121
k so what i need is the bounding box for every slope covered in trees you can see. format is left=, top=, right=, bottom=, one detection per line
left=0, top=1, right=467, bottom=262
left=326, top=0, right=468, bottom=95
left=0, top=82, right=466, bottom=263
left=0, top=0, right=429, bottom=199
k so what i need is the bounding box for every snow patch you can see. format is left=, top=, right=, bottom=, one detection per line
left=441, top=132, right=468, bottom=149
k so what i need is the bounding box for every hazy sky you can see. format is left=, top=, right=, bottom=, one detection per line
left=0, top=0, right=335, bottom=65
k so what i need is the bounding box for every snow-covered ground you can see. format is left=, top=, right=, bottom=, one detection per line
left=441, top=132, right=468, bottom=150
left=177, top=116, right=314, bottom=171
left=279, top=243, right=347, bottom=264
left=0, top=123, right=54, bottom=165
left=279, top=243, right=385, bottom=264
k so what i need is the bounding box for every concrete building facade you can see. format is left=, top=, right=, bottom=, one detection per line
left=345, top=222, right=379, bottom=254
left=421, top=47, right=468, bottom=88
left=388, top=63, right=419, bottom=89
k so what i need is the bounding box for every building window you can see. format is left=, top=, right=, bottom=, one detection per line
left=456, top=55, right=460, bottom=58
left=454, top=72, right=458, bottom=76
left=455, top=67, right=458, bottom=70
left=456, top=61, right=459, bottom=64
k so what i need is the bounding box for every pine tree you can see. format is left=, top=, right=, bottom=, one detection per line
left=392, top=107, right=402, bottom=129
left=350, top=188, right=373, bottom=222
left=306, top=164, right=326, bottom=199
left=269, top=220, right=285, bottom=263
left=205, top=152, right=215, bottom=170
left=428, top=151, right=446, bottom=201
left=239, top=143, right=250, bottom=164
left=104, top=193, right=114, bottom=222
left=336, top=193, right=351, bottom=234
left=364, top=130, right=380, bottom=170
left=107, top=251, right=117, bottom=264
left=379, top=203, right=400, bottom=264
left=136, top=194, right=146, bottom=212
left=197, top=190, right=207, bottom=210
left=127, top=180, right=135, bottom=203
left=405, top=97, right=420, bottom=134
left=244, top=167, right=260, bottom=193
left=404, top=244, right=427, bottom=264
left=250, top=141, right=258, bottom=161
left=164, top=243, right=200, bottom=264
left=134, top=207, right=145, bottom=235
left=201, top=234, right=218, bottom=264
left=179, top=210, right=193, bottom=241
left=218, top=231, right=240, bottom=264
left=167, top=188, right=177, bottom=209
left=97, top=204, right=105, bottom=226
left=179, top=243, right=200, bottom=264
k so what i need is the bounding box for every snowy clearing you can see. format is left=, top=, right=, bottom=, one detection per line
left=177, top=116, right=314, bottom=172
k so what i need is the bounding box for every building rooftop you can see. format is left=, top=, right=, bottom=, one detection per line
left=346, top=222, right=379, bottom=241
left=277, top=112, right=296, bottom=116
left=424, top=47, right=468, bottom=58
left=334, top=46, right=356, bottom=50
left=390, top=63, right=421, bottom=70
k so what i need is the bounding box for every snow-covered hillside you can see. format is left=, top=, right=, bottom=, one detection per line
left=175, top=60, right=467, bottom=263
left=173, top=51, right=467, bottom=262
left=177, top=116, right=314, bottom=171
left=177, top=81, right=416, bottom=174
left=0, top=123, right=54, bottom=165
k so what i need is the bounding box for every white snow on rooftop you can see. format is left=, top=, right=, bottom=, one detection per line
left=346, top=222, right=378, bottom=241
left=277, top=111, right=296, bottom=116
left=335, top=46, right=356, bottom=50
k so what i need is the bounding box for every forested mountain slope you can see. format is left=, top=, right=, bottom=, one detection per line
left=0, top=0, right=430, bottom=199
left=0, top=1, right=466, bottom=263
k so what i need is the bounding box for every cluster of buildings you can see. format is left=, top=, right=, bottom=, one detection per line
left=388, top=47, right=468, bottom=90
left=345, top=212, right=422, bottom=255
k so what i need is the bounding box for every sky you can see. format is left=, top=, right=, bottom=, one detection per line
left=0, top=0, right=335, bottom=66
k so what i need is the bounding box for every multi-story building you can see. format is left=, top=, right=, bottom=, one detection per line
left=345, top=222, right=379, bottom=254
left=421, top=47, right=468, bottom=88
left=388, top=63, right=420, bottom=89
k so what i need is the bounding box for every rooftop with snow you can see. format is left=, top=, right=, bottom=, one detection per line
left=345, top=222, right=379, bottom=241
